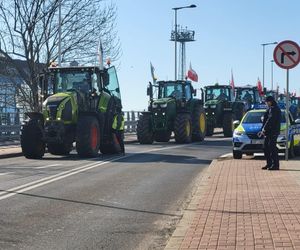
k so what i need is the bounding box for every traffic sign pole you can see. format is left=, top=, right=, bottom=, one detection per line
left=273, top=40, right=300, bottom=161
left=285, top=69, right=289, bottom=161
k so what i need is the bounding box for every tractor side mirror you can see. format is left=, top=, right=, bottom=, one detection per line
left=193, top=88, right=197, bottom=96
left=233, top=120, right=240, bottom=129
left=147, top=86, right=151, bottom=96
left=102, top=71, right=109, bottom=86
left=147, top=82, right=153, bottom=100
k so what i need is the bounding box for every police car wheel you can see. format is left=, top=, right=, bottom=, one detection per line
left=233, top=150, right=242, bottom=159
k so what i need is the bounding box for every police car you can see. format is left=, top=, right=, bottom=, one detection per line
left=232, top=104, right=300, bottom=159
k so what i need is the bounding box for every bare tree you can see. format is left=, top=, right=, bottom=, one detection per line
left=0, top=0, right=120, bottom=111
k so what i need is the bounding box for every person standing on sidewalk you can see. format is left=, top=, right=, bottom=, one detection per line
left=260, top=96, right=281, bottom=170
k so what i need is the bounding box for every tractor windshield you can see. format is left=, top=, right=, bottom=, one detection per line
left=205, top=87, right=230, bottom=101
left=54, top=71, right=93, bottom=94
left=158, top=82, right=183, bottom=99
left=236, top=89, right=259, bottom=103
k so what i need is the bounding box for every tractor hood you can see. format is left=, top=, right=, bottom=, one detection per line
left=43, top=92, right=77, bottom=121
left=152, top=98, right=175, bottom=107
left=204, top=99, right=220, bottom=106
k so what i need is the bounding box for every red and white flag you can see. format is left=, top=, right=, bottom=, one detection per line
left=257, top=78, right=264, bottom=96
left=187, top=63, right=198, bottom=82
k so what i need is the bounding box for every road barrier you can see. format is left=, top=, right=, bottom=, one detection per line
left=0, top=111, right=141, bottom=141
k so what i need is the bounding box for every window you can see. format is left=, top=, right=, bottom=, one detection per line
left=107, top=67, right=121, bottom=99
left=55, top=71, right=92, bottom=94
left=185, top=85, right=192, bottom=100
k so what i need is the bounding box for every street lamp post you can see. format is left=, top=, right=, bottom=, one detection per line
left=172, top=4, right=196, bottom=80
left=261, top=42, right=277, bottom=89
left=270, top=60, right=274, bottom=91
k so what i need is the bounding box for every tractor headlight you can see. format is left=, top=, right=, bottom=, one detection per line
left=160, top=103, right=167, bottom=108
left=234, top=130, right=245, bottom=136
left=152, top=103, right=158, bottom=108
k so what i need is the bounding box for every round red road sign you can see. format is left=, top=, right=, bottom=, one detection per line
left=273, top=40, right=300, bottom=69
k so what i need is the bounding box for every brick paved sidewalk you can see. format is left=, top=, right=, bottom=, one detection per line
left=166, top=157, right=300, bottom=250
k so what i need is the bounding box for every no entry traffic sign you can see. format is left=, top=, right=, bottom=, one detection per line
left=273, top=40, right=300, bottom=69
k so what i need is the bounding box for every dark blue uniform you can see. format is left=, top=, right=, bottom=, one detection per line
left=262, top=102, right=281, bottom=169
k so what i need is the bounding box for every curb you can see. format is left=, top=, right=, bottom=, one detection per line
left=164, top=159, right=219, bottom=250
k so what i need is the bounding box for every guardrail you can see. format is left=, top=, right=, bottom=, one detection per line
left=0, top=111, right=141, bottom=141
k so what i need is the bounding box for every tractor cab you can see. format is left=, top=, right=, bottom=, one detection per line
left=234, top=85, right=262, bottom=110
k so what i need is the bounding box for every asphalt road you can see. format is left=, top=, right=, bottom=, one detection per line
left=0, top=136, right=231, bottom=250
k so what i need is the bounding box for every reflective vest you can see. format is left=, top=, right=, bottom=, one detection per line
left=112, top=113, right=124, bottom=131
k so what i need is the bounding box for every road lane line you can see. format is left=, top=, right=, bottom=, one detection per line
left=36, top=164, right=62, bottom=169
left=0, top=172, right=14, bottom=176
left=0, top=158, right=116, bottom=198
left=0, top=144, right=199, bottom=201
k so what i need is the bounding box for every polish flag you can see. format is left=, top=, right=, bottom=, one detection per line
left=257, top=78, right=264, bottom=96
left=187, top=63, right=198, bottom=82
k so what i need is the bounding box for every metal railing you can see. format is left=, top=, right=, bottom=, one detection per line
left=0, top=111, right=141, bottom=141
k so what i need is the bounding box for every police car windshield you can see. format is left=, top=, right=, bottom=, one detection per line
left=242, top=111, right=286, bottom=124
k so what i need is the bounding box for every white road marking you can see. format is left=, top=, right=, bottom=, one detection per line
left=219, top=153, right=233, bottom=158
left=36, top=164, right=62, bottom=169
left=0, top=172, right=14, bottom=176
left=0, top=143, right=199, bottom=201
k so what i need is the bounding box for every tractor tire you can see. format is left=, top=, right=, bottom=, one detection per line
left=192, top=106, right=206, bottom=141
left=21, top=120, right=45, bottom=159
left=137, top=114, right=154, bottom=144
left=100, top=131, right=124, bottom=154
left=154, top=131, right=171, bottom=142
left=174, top=113, right=192, bottom=143
left=47, top=140, right=73, bottom=156
left=206, top=123, right=214, bottom=136
left=233, top=150, right=242, bottom=159
left=76, top=116, right=100, bottom=157
left=223, top=113, right=234, bottom=137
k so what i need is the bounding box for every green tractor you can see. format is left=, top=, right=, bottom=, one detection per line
left=137, top=80, right=206, bottom=144
left=21, top=64, right=123, bottom=159
left=204, top=84, right=245, bottom=137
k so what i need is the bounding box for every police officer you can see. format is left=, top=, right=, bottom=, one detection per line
left=260, top=95, right=281, bottom=170
left=112, top=109, right=125, bottom=154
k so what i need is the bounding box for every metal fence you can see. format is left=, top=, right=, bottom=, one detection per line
left=0, top=111, right=141, bottom=142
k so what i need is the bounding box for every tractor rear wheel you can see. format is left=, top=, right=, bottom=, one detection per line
left=223, top=113, right=234, bottom=137
left=192, top=106, right=206, bottom=141
left=137, top=114, right=154, bottom=144
left=100, top=131, right=123, bottom=154
left=21, top=120, right=45, bottom=159
left=174, top=113, right=192, bottom=143
left=154, top=131, right=171, bottom=142
left=76, top=116, right=100, bottom=157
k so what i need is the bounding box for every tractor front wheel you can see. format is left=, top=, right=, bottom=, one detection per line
left=174, top=113, right=192, bottom=143
left=137, top=114, right=154, bottom=144
left=21, top=120, right=45, bottom=159
left=76, top=116, right=100, bottom=157
left=192, top=106, right=206, bottom=141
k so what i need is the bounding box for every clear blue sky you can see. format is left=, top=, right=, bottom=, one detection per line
left=113, top=0, right=300, bottom=111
